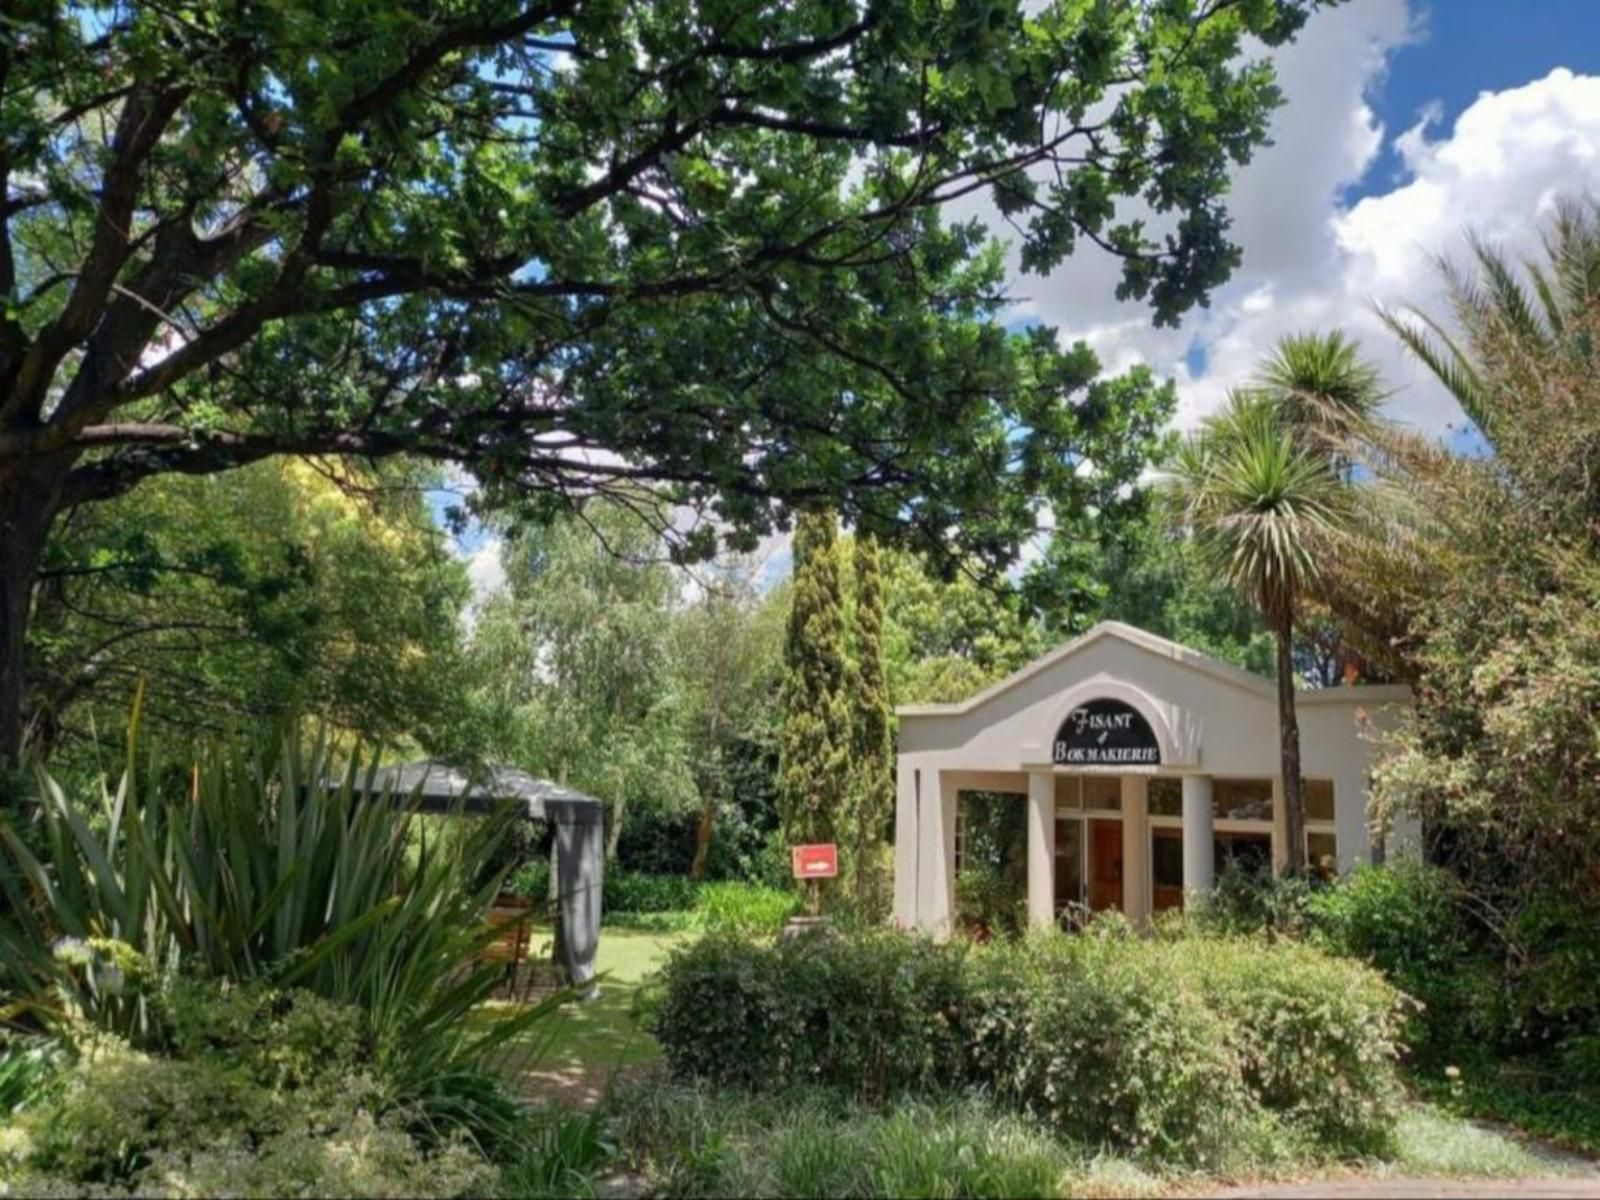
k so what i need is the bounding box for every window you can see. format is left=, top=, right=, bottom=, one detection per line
left=1213, top=778, right=1274, bottom=821
left=1214, top=830, right=1272, bottom=875
left=953, top=803, right=967, bottom=873
left=1082, top=776, right=1122, bottom=812
left=1148, top=778, right=1182, bottom=818
left=1306, top=779, right=1335, bottom=823
left=1055, top=817, right=1085, bottom=910
left=1056, top=775, right=1122, bottom=812
left=1308, top=831, right=1338, bottom=881
left=1054, top=775, right=1082, bottom=811
left=1152, top=828, right=1184, bottom=912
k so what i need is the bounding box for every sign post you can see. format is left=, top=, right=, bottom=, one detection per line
left=790, top=843, right=838, bottom=918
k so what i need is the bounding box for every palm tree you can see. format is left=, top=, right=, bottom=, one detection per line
left=1378, top=198, right=1600, bottom=444
left=1256, top=330, right=1386, bottom=458
left=1167, top=391, right=1352, bottom=873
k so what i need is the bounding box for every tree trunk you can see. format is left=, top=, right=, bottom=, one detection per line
left=0, top=459, right=70, bottom=772
left=689, top=796, right=715, bottom=881
left=1275, top=613, right=1308, bottom=875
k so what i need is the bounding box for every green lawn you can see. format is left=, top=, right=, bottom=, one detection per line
left=491, top=923, right=691, bottom=1106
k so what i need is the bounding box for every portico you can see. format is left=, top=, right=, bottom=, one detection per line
left=892, top=622, right=1414, bottom=936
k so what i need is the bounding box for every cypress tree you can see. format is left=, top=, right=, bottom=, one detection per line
left=850, top=534, right=894, bottom=918
left=778, top=510, right=853, bottom=865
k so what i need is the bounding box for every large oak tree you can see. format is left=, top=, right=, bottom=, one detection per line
left=0, top=0, right=1322, bottom=759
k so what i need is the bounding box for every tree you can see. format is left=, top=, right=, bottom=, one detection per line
left=778, top=510, right=851, bottom=867
left=1092, top=508, right=1274, bottom=677
left=0, top=0, right=1321, bottom=762
left=1349, top=201, right=1600, bottom=939
left=465, top=498, right=696, bottom=858
left=848, top=534, right=893, bottom=917
left=28, top=458, right=471, bottom=760
left=677, top=556, right=786, bottom=881
left=1166, top=392, right=1350, bottom=873
left=1252, top=330, right=1388, bottom=683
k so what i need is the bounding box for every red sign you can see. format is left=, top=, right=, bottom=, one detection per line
left=791, top=843, right=838, bottom=879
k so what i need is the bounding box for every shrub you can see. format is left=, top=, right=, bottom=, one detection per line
left=698, top=881, right=797, bottom=936
left=1305, top=863, right=1488, bottom=1063
left=653, top=922, right=1406, bottom=1164
left=967, top=930, right=1252, bottom=1164
left=1193, top=860, right=1319, bottom=939
left=0, top=989, right=501, bottom=1198
left=651, top=930, right=968, bottom=1100
left=0, top=723, right=558, bottom=1152
left=509, top=858, right=552, bottom=903
left=604, top=871, right=700, bottom=914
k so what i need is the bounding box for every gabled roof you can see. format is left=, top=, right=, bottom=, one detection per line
left=894, top=620, right=1410, bottom=717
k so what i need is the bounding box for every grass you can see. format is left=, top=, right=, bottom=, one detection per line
left=598, top=1076, right=1587, bottom=1200
left=490, top=922, right=691, bottom=1106
left=1410, top=1061, right=1600, bottom=1158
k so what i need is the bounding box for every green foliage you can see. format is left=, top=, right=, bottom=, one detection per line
left=466, top=500, right=699, bottom=859
left=501, top=1108, right=616, bottom=1200
left=0, top=722, right=558, bottom=1149
left=698, top=882, right=799, bottom=939
left=604, top=872, right=700, bottom=916
left=599, top=875, right=797, bottom=937
left=847, top=535, right=893, bottom=919
left=777, top=512, right=853, bottom=853
left=31, top=460, right=473, bottom=762
left=1091, top=509, right=1275, bottom=677
left=604, top=1082, right=1094, bottom=1200
left=0, top=0, right=1313, bottom=765
left=1304, top=865, right=1479, bottom=1061
left=1193, top=861, right=1320, bottom=940
left=953, top=791, right=1028, bottom=938
left=651, top=931, right=970, bottom=1102
left=653, top=925, right=1405, bottom=1164
left=0, top=997, right=500, bottom=1198
left=0, top=1038, right=62, bottom=1118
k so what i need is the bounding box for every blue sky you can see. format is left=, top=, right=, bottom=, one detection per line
left=1352, top=0, right=1600, bottom=204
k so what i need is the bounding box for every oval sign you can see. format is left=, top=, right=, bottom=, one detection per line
left=1052, top=699, right=1160, bottom=766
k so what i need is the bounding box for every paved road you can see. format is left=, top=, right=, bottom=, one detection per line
left=1208, top=1180, right=1600, bottom=1198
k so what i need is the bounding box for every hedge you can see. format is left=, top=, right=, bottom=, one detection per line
left=651, top=920, right=1406, bottom=1164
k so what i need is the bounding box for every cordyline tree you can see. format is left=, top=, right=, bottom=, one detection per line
left=0, top=0, right=1322, bottom=763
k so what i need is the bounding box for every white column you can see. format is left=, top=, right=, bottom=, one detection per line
left=1181, top=775, right=1214, bottom=898
left=917, top=772, right=958, bottom=938
left=1026, top=771, right=1056, bottom=929
left=1121, top=775, right=1149, bottom=926
left=892, top=761, right=920, bottom=927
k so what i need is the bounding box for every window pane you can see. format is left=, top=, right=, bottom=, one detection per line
left=1054, top=818, right=1084, bottom=910
left=1214, top=830, right=1273, bottom=876
left=1152, top=828, right=1184, bottom=913
left=1054, top=776, right=1081, bottom=811
left=1306, top=779, right=1335, bottom=823
left=1214, top=778, right=1274, bottom=822
left=1148, top=778, right=1182, bottom=818
left=1082, top=776, right=1122, bottom=812
left=1308, top=831, right=1338, bottom=881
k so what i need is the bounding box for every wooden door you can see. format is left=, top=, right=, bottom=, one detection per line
left=1088, top=818, right=1123, bottom=913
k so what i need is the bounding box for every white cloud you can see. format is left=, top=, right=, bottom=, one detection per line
left=462, top=536, right=507, bottom=615
left=976, top=4, right=1600, bottom=437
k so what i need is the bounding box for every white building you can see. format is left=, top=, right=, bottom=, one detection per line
left=892, top=621, right=1415, bottom=935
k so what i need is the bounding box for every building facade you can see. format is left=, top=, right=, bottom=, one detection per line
left=892, top=622, right=1415, bottom=935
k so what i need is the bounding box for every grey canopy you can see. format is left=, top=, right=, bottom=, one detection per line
left=357, top=761, right=604, bottom=994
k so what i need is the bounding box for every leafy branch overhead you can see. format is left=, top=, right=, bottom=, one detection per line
left=2, top=0, right=1315, bottom=566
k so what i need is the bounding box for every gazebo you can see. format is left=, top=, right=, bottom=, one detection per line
left=357, top=761, right=605, bottom=993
